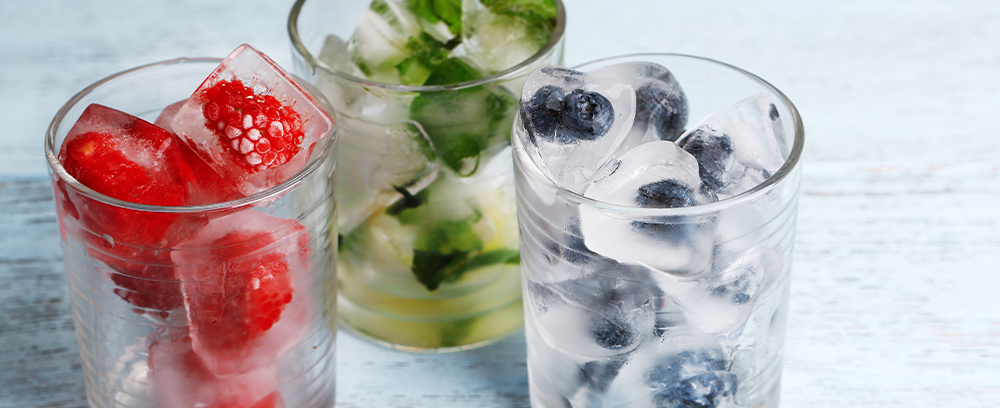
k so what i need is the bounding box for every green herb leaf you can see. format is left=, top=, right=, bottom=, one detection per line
left=412, top=248, right=469, bottom=291
left=385, top=185, right=426, bottom=215
left=409, top=0, right=463, bottom=35
left=410, top=58, right=519, bottom=176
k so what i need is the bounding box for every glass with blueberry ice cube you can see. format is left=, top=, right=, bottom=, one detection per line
left=289, top=0, right=566, bottom=350
left=513, top=54, right=803, bottom=408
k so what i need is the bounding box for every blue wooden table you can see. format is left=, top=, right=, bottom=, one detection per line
left=2, top=1, right=1000, bottom=407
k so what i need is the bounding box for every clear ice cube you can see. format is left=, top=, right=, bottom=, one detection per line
left=661, top=246, right=783, bottom=337
left=518, top=66, right=636, bottom=192
left=460, top=0, right=558, bottom=73
left=580, top=141, right=716, bottom=277
left=318, top=34, right=367, bottom=78
left=347, top=0, right=448, bottom=85
left=677, top=92, right=786, bottom=199
left=170, top=44, right=335, bottom=197
left=528, top=268, right=659, bottom=360
left=336, top=113, right=439, bottom=232
left=409, top=58, right=519, bottom=176
left=597, top=61, right=689, bottom=153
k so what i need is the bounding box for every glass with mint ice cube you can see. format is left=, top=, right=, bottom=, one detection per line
left=513, top=54, right=803, bottom=407
left=289, top=0, right=565, bottom=350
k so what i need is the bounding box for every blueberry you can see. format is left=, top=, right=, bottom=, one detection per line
left=579, top=358, right=627, bottom=393
left=636, top=83, right=688, bottom=142
left=635, top=179, right=701, bottom=208
left=645, top=349, right=728, bottom=389
left=652, top=372, right=736, bottom=408
left=559, top=89, right=614, bottom=141
left=646, top=350, right=735, bottom=408
left=521, top=85, right=566, bottom=142
left=768, top=103, right=780, bottom=121
left=709, top=273, right=754, bottom=305
left=591, top=316, right=637, bottom=350
left=680, top=129, right=735, bottom=191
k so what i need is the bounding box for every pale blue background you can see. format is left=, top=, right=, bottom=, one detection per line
left=1, top=1, right=999, bottom=407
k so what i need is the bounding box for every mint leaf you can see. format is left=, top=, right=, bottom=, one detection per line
left=385, top=185, right=425, bottom=215
left=423, top=58, right=482, bottom=85
left=395, top=33, right=451, bottom=85
left=481, top=0, right=557, bottom=24
left=408, top=0, right=463, bottom=35
left=412, top=249, right=469, bottom=291
left=410, top=58, right=519, bottom=176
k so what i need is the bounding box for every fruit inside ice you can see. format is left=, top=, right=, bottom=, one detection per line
left=170, top=43, right=334, bottom=196
left=172, top=209, right=311, bottom=376
left=55, top=44, right=333, bottom=404
left=57, top=103, right=200, bottom=313
left=580, top=140, right=717, bottom=277
left=677, top=92, right=788, bottom=199
left=515, top=61, right=792, bottom=408
left=517, top=66, right=636, bottom=192
left=148, top=328, right=285, bottom=408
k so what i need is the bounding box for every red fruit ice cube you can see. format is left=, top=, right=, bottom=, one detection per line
left=172, top=209, right=311, bottom=375
left=170, top=44, right=334, bottom=196
left=156, top=100, right=243, bottom=205
left=148, top=328, right=284, bottom=408
left=58, top=103, right=202, bottom=312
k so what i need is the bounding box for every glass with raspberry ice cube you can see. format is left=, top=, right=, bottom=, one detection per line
left=45, top=47, right=337, bottom=408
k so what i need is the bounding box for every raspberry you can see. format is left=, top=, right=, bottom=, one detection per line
left=199, top=79, right=304, bottom=173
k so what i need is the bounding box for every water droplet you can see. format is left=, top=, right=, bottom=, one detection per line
left=102, top=234, right=115, bottom=249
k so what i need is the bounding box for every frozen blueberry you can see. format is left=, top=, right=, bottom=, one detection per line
left=591, top=316, right=637, bottom=350
left=709, top=272, right=754, bottom=305
left=635, top=179, right=702, bottom=209
left=645, top=349, right=729, bottom=389
left=579, top=358, right=627, bottom=393
left=768, top=103, right=780, bottom=121
left=631, top=180, right=717, bottom=242
left=521, top=85, right=566, bottom=142
left=652, top=372, right=736, bottom=408
left=636, top=83, right=688, bottom=142
left=559, top=89, right=614, bottom=142
left=680, top=129, right=735, bottom=191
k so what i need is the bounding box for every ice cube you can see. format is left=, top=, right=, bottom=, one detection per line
left=172, top=210, right=310, bottom=376
left=147, top=328, right=284, bottom=408
left=347, top=0, right=451, bottom=85
left=529, top=267, right=660, bottom=359
left=459, top=0, right=558, bottom=73
left=155, top=100, right=243, bottom=205
left=579, top=141, right=716, bottom=277
left=410, top=57, right=519, bottom=176
left=337, top=113, right=439, bottom=232
left=518, top=66, right=636, bottom=191
left=598, top=61, right=688, bottom=153
left=677, top=92, right=786, bottom=199
left=318, top=34, right=367, bottom=78
left=170, top=44, right=335, bottom=197
left=644, top=347, right=737, bottom=408
left=661, top=246, right=783, bottom=337
left=58, top=103, right=203, bottom=312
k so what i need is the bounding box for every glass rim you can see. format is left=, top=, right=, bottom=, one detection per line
left=517, top=52, right=805, bottom=217
left=45, top=57, right=337, bottom=214
left=287, top=0, right=566, bottom=92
